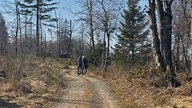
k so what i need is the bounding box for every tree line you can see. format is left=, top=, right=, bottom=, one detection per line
left=0, top=0, right=74, bottom=58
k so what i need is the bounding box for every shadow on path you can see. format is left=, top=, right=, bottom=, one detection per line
left=0, top=99, right=21, bottom=108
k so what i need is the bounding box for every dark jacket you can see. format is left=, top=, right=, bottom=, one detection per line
left=82, top=57, right=88, bottom=69
left=77, top=57, right=82, bottom=67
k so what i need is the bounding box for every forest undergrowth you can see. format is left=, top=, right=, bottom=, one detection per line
left=95, top=64, right=192, bottom=108
left=0, top=55, right=70, bottom=108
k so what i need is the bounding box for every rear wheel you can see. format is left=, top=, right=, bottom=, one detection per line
left=83, top=68, right=87, bottom=75
left=77, top=67, right=82, bottom=75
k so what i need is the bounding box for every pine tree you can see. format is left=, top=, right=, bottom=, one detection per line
left=59, top=19, right=70, bottom=56
left=113, top=0, right=149, bottom=65
left=18, top=0, right=57, bottom=56
left=0, top=13, right=8, bottom=56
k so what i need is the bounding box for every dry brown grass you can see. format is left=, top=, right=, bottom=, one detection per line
left=0, top=56, right=68, bottom=107
left=95, top=64, right=192, bottom=108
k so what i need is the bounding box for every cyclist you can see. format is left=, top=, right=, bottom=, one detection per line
left=77, top=56, right=82, bottom=75
left=82, top=56, right=88, bottom=75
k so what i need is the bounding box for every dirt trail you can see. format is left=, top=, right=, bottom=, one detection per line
left=53, top=69, right=120, bottom=108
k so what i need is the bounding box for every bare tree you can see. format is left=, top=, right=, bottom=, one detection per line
left=172, top=0, right=191, bottom=72
left=77, top=0, right=96, bottom=49
left=147, top=0, right=165, bottom=69
left=87, top=0, right=95, bottom=49
left=147, top=0, right=181, bottom=86
left=68, top=20, right=72, bottom=56
left=96, top=0, right=122, bottom=71
left=156, top=0, right=174, bottom=72
left=0, top=13, right=8, bottom=56
left=179, top=0, right=192, bottom=76
left=36, top=0, right=40, bottom=56
left=14, top=0, right=20, bottom=57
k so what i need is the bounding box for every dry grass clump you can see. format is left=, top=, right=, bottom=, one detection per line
left=110, top=77, right=154, bottom=107
left=101, top=62, right=192, bottom=107
left=175, top=81, right=192, bottom=96
left=98, top=64, right=181, bottom=107
left=110, top=77, right=175, bottom=107
left=0, top=56, right=67, bottom=107
left=95, top=64, right=142, bottom=81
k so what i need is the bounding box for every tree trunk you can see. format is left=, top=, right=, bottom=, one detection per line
left=36, top=0, right=40, bottom=56
left=190, top=10, right=192, bottom=77
left=174, top=34, right=180, bottom=71
left=89, top=0, right=94, bottom=49
left=40, top=19, right=43, bottom=56
left=105, top=31, right=110, bottom=71
left=44, top=34, right=47, bottom=57
left=30, top=13, right=33, bottom=54
left=81, top=23, right=84, bottom=56
left=180, top=34, right=190, bottom=71
left=19, top=9, right=22, bottom=54
left=102, top=32, right=106, bottom=68
left=147, top=0, right=165, bottom=70
left=54, top=10, right=59, bottom=58
left=68, top=20, right=72, bottom=57
left=156, top=0, right=164, bottom=52
left=156, top=0, right=174, bottom=73
left=156, top=0, right=180, bottom=86
left=15, top=0, right=18, bottom=57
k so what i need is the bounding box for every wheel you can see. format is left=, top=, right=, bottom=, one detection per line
left=83, top=69, right=87, bottom=75
left=77, top=67, right=81, bottom=75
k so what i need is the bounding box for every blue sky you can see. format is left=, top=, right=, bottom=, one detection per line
left=0, top=0, right=147, bottom=22
left=0, top=0, right=80, bottom=23
left=0, top=0, right=147, bottom=43
left=55, top=0, right=80, bottom=20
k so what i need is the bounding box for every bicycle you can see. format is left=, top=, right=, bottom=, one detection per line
left=77, top=64, right=87, bottom=75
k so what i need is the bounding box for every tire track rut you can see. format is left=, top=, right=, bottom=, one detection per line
left=53, top=69, right=119, bottom=108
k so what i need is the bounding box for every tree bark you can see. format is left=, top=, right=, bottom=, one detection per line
left=174, top=34, right=180, bottom=71
left=190, top=9, right=192, bottom=77
left=19, top=8, right=22, bottom=54
left=24, top=15, right=27, bottom=53
left=88, top=0, right=95, bottom=49
left=102, top=32, right=106, bottom=68
left=36, top=0, right=40, bottom=56
left=15, top=0, right=19, bottom=57
left=180, top=34, right=190, bottom=71
left=30, top=13, right=33, bottom=54
left=105, top=30, right=110, bottom=71
left=156, top=0, right=175, bottom=75
left=40, top=18, right=43, bottom=56
left=151, top=0, right=180, bottom=86
left=68, top=20, right=72, bottom=57
left=147, top=0, right=165, bottom=70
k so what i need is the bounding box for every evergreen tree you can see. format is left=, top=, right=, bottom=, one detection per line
left=0, top=13, right=8, bottom=55
left=59, top=19, right=70, bottom=55
left=113, top=0, right=149, bottom=65
left=18, top=0, right=57, bottom=55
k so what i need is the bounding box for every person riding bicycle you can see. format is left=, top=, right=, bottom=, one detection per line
left=82, top=56, right=88, bottom=71
left=77, top=56, right=82, bottom=75
left=82, top=56, right=88, bottom=74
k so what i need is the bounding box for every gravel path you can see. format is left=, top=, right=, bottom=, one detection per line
left=53, top=69, right=120, bottom=108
